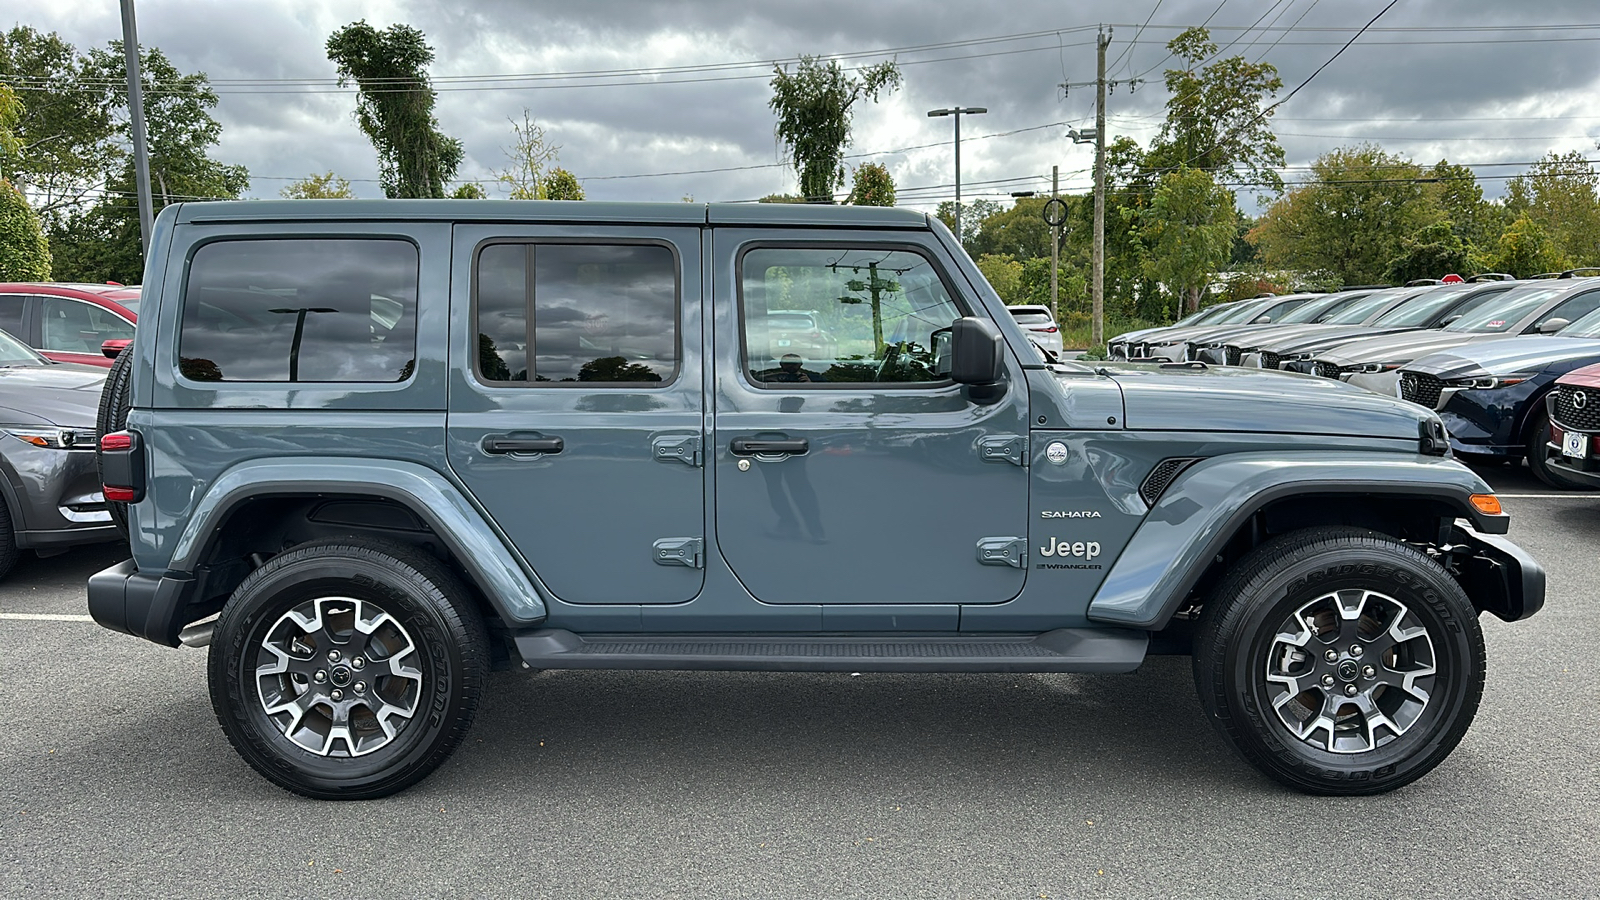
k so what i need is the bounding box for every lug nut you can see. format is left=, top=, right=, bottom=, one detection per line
left=1350, top=645, right=1363, bottom=658
left=331, top=689, right=344, bottom=701
left=1362, top=665, right=1376, bottom=678
left=328, top=650, right=342, bottom=662
left=1321, top=674, right=1335, bottom=687
left=1343, top=683, right=1359, bottom=697
left=351, top=657, right=365, bottom=670
left=354, top=681, right=366, bottom=694
left=313, top=670, right=327, bottom=683
left=1324, top=650, right=1338, bottom=663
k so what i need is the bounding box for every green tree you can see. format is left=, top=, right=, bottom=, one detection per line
left=965, top=196, right=1059, bottom=262
left=974, top=253, right=1023, bottom=303
left=495, top=109, right=560, bottom=199
left=1479, top=214, right=1567, bottom=278
left=280, top=171, right=355, bottom=199
left=757, top=193, right=807, bottom=204
left=1144, top=27, right=1285, bottom=192
left=1250, top=145, right=1438, bottom=286
left=1140, top=166, right=1238, bottom=314
left=0, top=84, right=20, bottom=170
left=846, top=162, right=895, bottom=206
left=541, top=167, right=584, bottom=200
left=0, top=27, right=116, bottom=219
left=1429, top=159, right=1499, bottom=252
left=935, top=199, right=1001, bottom=252
left=1505, top=151, right=1600, bottom=266
left=769, top=56, right=900, bottom=201
left=326, top=21, right=462, bottom=199
left=449, top=182, right=487, bottom=199
left=0, top=178, right=50, bottom=280
left=1384, top=222, right=1471, bottom=283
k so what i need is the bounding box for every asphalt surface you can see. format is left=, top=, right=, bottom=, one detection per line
left=2, top=465, right=1596, bottom=899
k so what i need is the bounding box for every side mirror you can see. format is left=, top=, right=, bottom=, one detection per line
left=1538, top=317, right=1571, bottom=334
left=930, top=327, right=953, bottom=377
left=101, top=339, right=132, bottom=359
left=1440, top=314, right=1462, bottom=326
left=950, top=316, right=1005, bottom=402
left=1251, top=315, right=1272, bottom=324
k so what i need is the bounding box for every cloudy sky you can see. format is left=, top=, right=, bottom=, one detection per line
left=9, top=0, right=1600, bottom=214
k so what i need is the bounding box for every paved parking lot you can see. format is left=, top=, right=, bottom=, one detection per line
left=2, top=466, right=1596, bottom=899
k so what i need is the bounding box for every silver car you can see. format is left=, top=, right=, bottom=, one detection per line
left=0, top=329, right=116, bottom=580
left=1007, top=304, right=1065, bottom=357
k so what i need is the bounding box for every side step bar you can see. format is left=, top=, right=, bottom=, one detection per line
left=512, top=628, right=1148, bottom=674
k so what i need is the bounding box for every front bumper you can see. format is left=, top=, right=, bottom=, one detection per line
left=1, top=441, right=119, bottom=551
left=1545, top=414, right=1600, bottom=487
left=1448, top=524, right=1545, bottom=622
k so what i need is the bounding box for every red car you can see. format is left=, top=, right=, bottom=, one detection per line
left=0, top=282, right=139, bottom=368
left=1545, top=361, right=1600, bottom=488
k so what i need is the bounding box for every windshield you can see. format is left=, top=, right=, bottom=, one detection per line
left=1322, top=289, right=1414, bottom=325
left=1210, top=298, right=1280, bottom=325
left=1557, top=305, right=1600, bottom=337
left=1445, top=285, right=1566, bottom=333
left=0, top=327, right=45, bottom=366
left=1374, top=286, right=1509, bottom=328
left=1279, top=293, right=1360, bottom=324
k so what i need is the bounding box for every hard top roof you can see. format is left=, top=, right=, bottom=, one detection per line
left=174, top=199, right=932, bottom=229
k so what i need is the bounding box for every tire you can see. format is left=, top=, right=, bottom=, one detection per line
left=95, top=349, right=135, bottom=540
left=0, top=499, right=18, bottom=582
left=1194, top=527, right=1485, bottom=795
left=208, top=539, right=489, bottom=800
left=1525, top=408, right=1591, bottom=490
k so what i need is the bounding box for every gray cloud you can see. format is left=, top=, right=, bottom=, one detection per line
left=8, top=0, right=1599, bottom=209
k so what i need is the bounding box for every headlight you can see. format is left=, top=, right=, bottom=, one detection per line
left=1288, top=352, right=1316, bottom=361
left=1447, top=374, right=1532, bottom=391
left=1356, top=362, right=1403, bottom=374
left=2, top=426, right=96, bottom=450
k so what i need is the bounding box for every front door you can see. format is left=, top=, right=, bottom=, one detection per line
left=710, top=231, right=1030, bottom=606
left=447, top=225, right=705, bottom=605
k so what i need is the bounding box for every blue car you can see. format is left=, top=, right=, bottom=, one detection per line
left=1398, top=304, right=1600, bottom=487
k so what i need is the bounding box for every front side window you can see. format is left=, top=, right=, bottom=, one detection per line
left=38, top=297, right=134, bottom=352
left=740, top=247, right=964, bottom=386
left=476, top=243, right=678, bottom=385
left=179, top=239, right=418, bottom=382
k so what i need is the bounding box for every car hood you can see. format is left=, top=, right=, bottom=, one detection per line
left=1240, top=324, right=1419, bottom=355
left=0, top=364, right=108, bottom=427
left=1101, top=363, right=1432, bottom=439
left=1403, top=335, right=1600, bottom=378
left=1557, top=362, right=1600, bottom=390
left=1312, top=330, right=1506, bottom=368
left=1140, top=321, right=1272, bottom=348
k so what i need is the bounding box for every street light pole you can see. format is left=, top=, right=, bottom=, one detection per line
left=927, top=106, right=987, bottom=245
left=118, top=0, right=154, bottom=258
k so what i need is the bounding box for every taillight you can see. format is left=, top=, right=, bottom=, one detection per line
left=101, top=432, right=134, bottom=452
left=99, top=430, right=145, bottom=503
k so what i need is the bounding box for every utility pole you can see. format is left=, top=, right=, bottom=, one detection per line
left=119, top=0, right=154, bottom=258
left=1050, top=165, right=1060, bottom=322
left=1092, top=28, right=1108, bottom=348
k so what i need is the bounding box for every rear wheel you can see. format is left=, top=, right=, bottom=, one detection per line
left=208, top=539, right=489, bottom=799
left=94, top=349, right=135, bottom=540
left=1194, top=527, right=1485, bottom=795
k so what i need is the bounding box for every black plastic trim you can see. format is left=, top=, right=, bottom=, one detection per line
left=1448, top=524, right=1546, bottom=622
left=87, top=559, right=195, bottom=648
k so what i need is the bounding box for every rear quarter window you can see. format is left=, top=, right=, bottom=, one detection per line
left=178, top=239, right=418, bottom=383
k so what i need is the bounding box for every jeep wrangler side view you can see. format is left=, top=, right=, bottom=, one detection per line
left=89, top=201, right=1543, bottom=800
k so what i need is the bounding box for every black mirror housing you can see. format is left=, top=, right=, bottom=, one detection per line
left=950, top=316, right=1005, bottom=402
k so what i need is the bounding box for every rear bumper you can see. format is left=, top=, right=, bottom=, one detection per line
left=87, top=558, right=196, bottom=647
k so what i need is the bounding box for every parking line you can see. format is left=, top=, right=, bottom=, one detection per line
left=1497, top=493, right=1600, bottom=499
left=0, top=612, right=95, bottom=622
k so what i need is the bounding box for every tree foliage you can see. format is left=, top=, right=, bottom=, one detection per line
left=846, top=162, right=895, bottom=206
left=1505, top=151, right=1600, bottom=267
left=0, top=177, right=50, bottom=280
left=1144, top=27, right=1285, bottom=193
left=769, top=56, right=900, bottom=201
left=541, top=167, right=584, bottom=200
left=450, top=182, right=487, bottom=199
left=974, top=253, right=1023, bottom=303
left=1140, top=167, right=1238, bottom=313
left=495, top=109, right=560, bottom=199
left=1478, top=214, right=1566, bottom=278
left=935, top=199, right=1001, bottom=250
left=326, top=21, right=461, bottom=199
left=0, top=27, right=117, bottom=218
left=280, top=171, right=355, bottom=199
left=1384, top=222, right=1471, bottom=284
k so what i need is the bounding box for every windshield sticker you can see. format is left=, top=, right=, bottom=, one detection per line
left=1488, top=320, right=1505, bottom=327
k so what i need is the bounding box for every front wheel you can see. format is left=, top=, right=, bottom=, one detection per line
left=208, top=539, right=489, bottom=799
left=1194, top=527, right=1485, bottom=795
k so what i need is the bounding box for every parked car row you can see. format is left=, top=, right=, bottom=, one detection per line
left=1107, top=272, right=1600, bottom=489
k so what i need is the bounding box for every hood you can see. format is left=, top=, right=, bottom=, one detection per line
left=1240, top=324, right=1418, bottom=356
left=1186, top=321, right=1300, bottom=348
left=1404, top=335, right=1600, bottom=378
left=1141, top=321, right=1272, bottom=348
left=1313, top=329, right=1501, bottom=368
left=1557, top=362, right=1600, bottom=390
left=1103, top=363, right=1433, bottom=440
left=0, top=364, right=108, bottom=427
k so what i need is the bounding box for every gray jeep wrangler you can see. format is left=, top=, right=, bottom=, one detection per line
left=89, top=200, right=1543, bottom=800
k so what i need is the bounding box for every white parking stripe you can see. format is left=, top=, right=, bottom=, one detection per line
left=0, top=613, right=95, bottom=622
left=1497, top=493, right=1600, bottom=499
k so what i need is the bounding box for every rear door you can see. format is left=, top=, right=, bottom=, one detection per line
left=446, top=225, right=705, bottom=605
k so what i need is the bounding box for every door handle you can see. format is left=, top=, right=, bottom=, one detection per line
left=482, top=435, right=564, bottom=455
left=730, top=437, right=809, bottom=456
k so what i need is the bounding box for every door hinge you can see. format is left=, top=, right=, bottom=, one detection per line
left=653, top=537, right=704, bottom=568
left=978, top=434, right=1028, bottom=467
left=653, top=435, right=702, bottom=467
left=976, top=537, right=1027, bottom=568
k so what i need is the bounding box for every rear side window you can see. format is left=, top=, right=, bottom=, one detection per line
left=179, top=239, right=418, bottom=383
left=1010, top=311, right=1053, bottom=325
left=475, top=243, right=678, bottom=385
left=38, top=297, right=134, bottom=351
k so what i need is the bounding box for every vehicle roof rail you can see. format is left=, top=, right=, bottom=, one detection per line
left=1253, top=292, right=1277, bottom=298
left=1561, top=267, right=1600, bottom=278
left=1466, top=272, right=1515, bottom=282
left=1531, top=271, right=1565, bottom=279
left=1339, top=284, right=1392, bottom=290
left=1404, top=278, right=1443, bottom=286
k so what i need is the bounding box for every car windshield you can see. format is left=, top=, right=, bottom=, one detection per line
left=1185, top=305, right=1233, bottom=324
left=113, top=295, right=141, bottom=314
left=1445, top=285, right=1566, bottom=333
left=1211, top=298, right=1279, bottom=325
left=1010, top=311, right=1053, bottom=325
left=1321, top=289, right=1414, bottom=325
left=1278, top=293, right=1359, bottom=324
left=0, top=327, right=45, bottom=366
left=1370, top=287, right=1462, bottom=326
left=1556, top=305, right=1600, bottom=337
